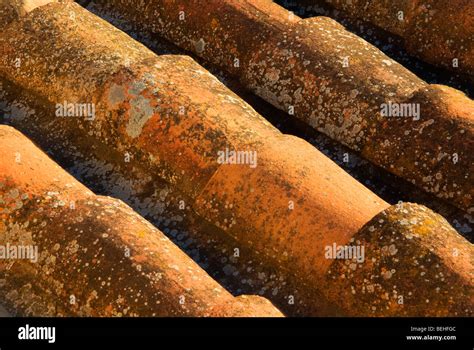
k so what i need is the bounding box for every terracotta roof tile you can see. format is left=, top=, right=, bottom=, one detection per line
left=90, top=0, right=474, bottom=210
left=0, top=125, right=283, bottom=317
left=298, top=0, right=474, bottom=77
left=0, top=0, right=472, bottom=317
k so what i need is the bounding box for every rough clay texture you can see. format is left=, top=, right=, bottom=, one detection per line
left=325, top=202, right=473, bottom=316
left=1, top=78, right=342, bottom=317
left=301, top=0, right=474, bottom=77
left=0, top=125, right=282, bottom=317
left=0, top=2, right=472, bottom=316
left=0, top=1, right=386, bottom=315
left=91, top=0, right=474, bottom=211
left=0, top=0, right=70, bottom=27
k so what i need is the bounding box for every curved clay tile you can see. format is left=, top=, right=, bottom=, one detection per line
left=87, top=0, right=474, bottom=211
left=0, top=125, right=283, bottom=317
left=0, top=1, right=472, bottom=316
left=298, top=0, right=474, bottom=77
left=324, top=202, right=473, bottom=316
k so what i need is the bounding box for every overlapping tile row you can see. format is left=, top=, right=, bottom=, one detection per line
left=298, top=0, right=474, bottom=77
left=0, top=125, right=283, bottom=317
left=71, top=0, right=474, bottom=245
left=88, top=0, right=474, bottom=212
left=0, top=0, right=382, bottom=315
left=1, top=1, right=472, bottom=316
left=1, top=77, right=343, bottom=317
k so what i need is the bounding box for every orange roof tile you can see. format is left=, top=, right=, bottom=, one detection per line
left=0, top=125, right=283, bottom=317
left=90, top=0, right=474, bottom=210
left=0, top=0, right=472, bottom=317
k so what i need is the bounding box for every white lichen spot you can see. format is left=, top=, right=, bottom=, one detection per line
left=126, top=95, right=154, bottom=139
